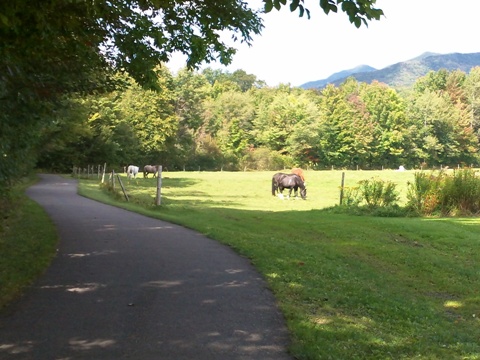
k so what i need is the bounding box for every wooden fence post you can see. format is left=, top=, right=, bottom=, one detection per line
left=339, top=171, right=345, bottom=205
left=116, top=173, right=129, bottom=202
left=155, top=165, right=162, bottom=205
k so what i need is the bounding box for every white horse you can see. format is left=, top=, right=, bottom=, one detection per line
left=127, top=165, right=139, bottom=179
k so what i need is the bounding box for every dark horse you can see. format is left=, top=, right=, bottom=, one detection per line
left=143, top=165, right=158, bottom=178
left=272, top=172, right=307, bottom=199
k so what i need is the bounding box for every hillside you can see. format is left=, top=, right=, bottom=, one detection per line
left=300, top=52, right=480, bottom=90
left=300, top=64, right=377, bottom=89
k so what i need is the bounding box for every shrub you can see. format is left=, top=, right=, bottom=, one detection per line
left=440, top=169, right=480, bottom=215
left=406, top=169, right=480, bottom=216
left=358, top=177, right=399, bottom=208
left=341, top=186, right=362, bottom=207
left=336, top=178, right=400, bottom=216
left=406, top=171, right=445, bottom=216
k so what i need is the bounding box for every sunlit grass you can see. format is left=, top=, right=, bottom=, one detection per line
left=101, top=169, right=416, bottom=211
left=78, top=170, right=480, bottom=359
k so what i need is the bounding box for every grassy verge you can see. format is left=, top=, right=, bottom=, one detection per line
left=79, top=170, right=479, bottom=359
left=0, top=177, right=58, bottom=310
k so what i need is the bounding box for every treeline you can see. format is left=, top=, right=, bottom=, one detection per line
left=35, top=66, right=480, bottom=173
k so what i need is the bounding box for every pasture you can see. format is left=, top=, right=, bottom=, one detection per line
left=79, top=169, right=480, bottom=360
left=102, top=169, right=416, bottom=211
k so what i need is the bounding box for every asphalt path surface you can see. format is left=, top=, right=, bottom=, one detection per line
left=0, top=174, right=292, bottom=360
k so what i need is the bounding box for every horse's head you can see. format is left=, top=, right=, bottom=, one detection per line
left=300, top=187, right=307, bottom=200
left=294, top=176, right=307, bottom=199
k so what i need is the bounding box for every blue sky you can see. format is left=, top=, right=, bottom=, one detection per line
left=167, top=0, right=480, bottom=87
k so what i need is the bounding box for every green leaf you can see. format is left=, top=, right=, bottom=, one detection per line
left=264, top=0, right=274, bottom=13
left=328, top=3, right=338, bottom=13
left=290, top=0, right=300, bottom=12
left=298, top=5, right=304, bottom=17
left=0, top=13, right=9, bottom=26
left=369, top=8, right=384, bottom=20
left=341, top=1, right=356, bottom=15
left=321, top=0, right=337, bottom=15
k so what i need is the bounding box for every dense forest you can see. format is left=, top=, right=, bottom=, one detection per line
left=34, top=66, right=480, bottom=173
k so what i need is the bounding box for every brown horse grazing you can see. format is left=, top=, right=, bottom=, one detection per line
left=291, top=168, right=305, bottom=183
left=143, top=165, right=158, bottom=178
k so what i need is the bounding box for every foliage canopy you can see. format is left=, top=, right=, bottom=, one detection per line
left=0, top=0, right=384, bottom=200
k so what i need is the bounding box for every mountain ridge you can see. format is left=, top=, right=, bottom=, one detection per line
left=300, top=52, right=480, bottom=89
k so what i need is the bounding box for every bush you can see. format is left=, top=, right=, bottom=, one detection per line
left=358, top=177, right=399, bottom=208
left=335, top=177, right=401, bottom=217
left=341, top=186, right=362, bottom=206
left=406, top=171, right=445, bottom=216
left=406, top=169, right=480, bottom=216
left=441, top=169, right=480, bottom=215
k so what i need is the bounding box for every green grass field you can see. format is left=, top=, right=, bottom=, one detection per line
left=77, top=169, right=480, bottom=359
left=103, top=169, right=415, bottom=211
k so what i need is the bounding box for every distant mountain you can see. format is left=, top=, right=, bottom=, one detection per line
left=300, top=65, right=377, bottom=89
left=300, top=52, right=480, bottom=90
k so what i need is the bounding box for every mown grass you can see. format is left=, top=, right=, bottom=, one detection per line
left=0, top=177, right=58, bottom=310
left=91, top=169, right=414, bottom=211
left=35, top=170, right=480, bottom=358
left=78, top=169, right=480, bottom=359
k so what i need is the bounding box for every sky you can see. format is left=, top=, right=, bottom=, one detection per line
left=166, top=0, right=480, bottom=87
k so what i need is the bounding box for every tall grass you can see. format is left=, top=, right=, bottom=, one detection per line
left=77, top=170, right=480, bottom=359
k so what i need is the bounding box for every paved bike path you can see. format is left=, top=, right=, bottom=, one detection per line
left=0, top=174, right=292, bottom=360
